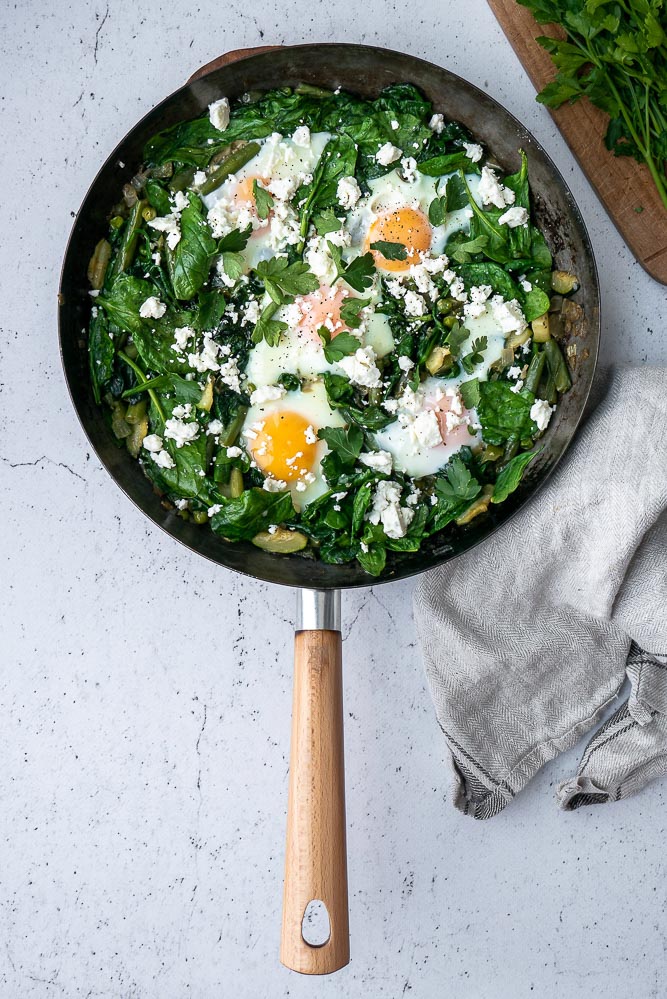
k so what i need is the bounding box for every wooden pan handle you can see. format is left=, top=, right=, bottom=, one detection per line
left=280, top=628, right=350, bottom=974
left=187, top=46, right=282, bottom=83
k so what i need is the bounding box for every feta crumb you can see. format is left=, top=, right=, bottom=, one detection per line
left=193, top=170, right=207, bottom=187
left=207, top=419, right=224, bottom=436
left=449, top=277, right=467, bottom=302
left=209, top=97, right=230, bottom=131
left=463, top=283, right=493, bottom=320
left=531, top=398, right=554, bottom=431
left=412, top=410, right=443, bottom=449
left=249, top=384, right=287, bottom=406
left=403, top=290, right=427, bottom=317
left=150, top=449, right=175, bottom=470
left=429, top=113, right=445, bottom=134
left=367, top=480, right=414, bottom=540
left=241, top=299, right=260, bottom=326
left=336, top=175, right=361, bottom=209
left=226, top=446, right=243, bottom=458
left=490, top=296, right=527, bottom=336
left=477, top=165, right=516, bottom=209
left=507, top=366, right=523, bottom=380
left=164, top=417, right=200, bottom=448
left=268, top=524, right=278, bottom=534
left=338, top=345, right=382, bottom=389
left=398, top=355, right=414, bottom=373
left=142, top=434, right=163, bottom=452
left=172, top=190, right=189, bottom=212
left=304, top=425, right=318, bottom=445
left=498, top=206, right=529, bottom=228
left=292, top=125, right=311, bottom=146
left=390, top=119, right=400, bottom=131
left=208, top=504, right=222, bottom=517
left=262, top=476, right=288, bottom=493
left=139, top=296, right=166, bottom=319
left=359, top=450, right=393, bottom=475
left=172, top=403, right=192, bottom=420
left=462, top=141, right=484, bottom=163
left=375, top=142, right=402, bottom=166
left=172, top=325, right=195, bottom=351
left=401, top=156, right=418, bottom=183
left=510, top=379, right=524, bottom=394
left=360, top=541, right=369, bottom=553
left=520, top=278, right=533, bottom=293
left=147, top=213, right=181, bottom=249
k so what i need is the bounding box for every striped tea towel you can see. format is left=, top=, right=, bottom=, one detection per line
left=414, top=367, right=667, bottom=818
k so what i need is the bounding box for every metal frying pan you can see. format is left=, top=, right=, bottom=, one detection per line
left=58, top=43, right=600, bottom=975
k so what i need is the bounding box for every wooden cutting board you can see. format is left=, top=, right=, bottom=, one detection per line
left=488, top=0, right=667, bottom=284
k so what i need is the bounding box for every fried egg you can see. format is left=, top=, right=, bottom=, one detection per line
left=372, top=311, right=506, bottom=477
left=347, top=169, right=482, bottom=270
left=241, top=380, right=345, bottom=508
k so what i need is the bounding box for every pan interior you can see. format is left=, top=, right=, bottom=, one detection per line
left=58, top=44, right=599, bottom=590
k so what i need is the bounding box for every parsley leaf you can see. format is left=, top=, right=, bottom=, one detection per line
left=313, top=207, right=344, bottom=235
left=252, top=302, right=287, bottom=346
left=318, top=327, right=361, bottom=363
left=255, top=257, right=320, bottom=302
left=327, top=242, right=376, bottom=293
left=369, top=240, right=408, bottom=261
left=318, top=425, right=364, bottom=467
left=252, top=180, right=274, bottom=221
left=435, top=456, right=481, bottom=504
left=220, top=252, right=246, bottom=282
left=460, top=336, right=488, bottom=374
left=217, top=226, right=252, bottom=253
left=459, top=378, right=480, bottom=409
left=445, top=320, right=469, bottom=359
left=339, top=296, right=370, bottom=329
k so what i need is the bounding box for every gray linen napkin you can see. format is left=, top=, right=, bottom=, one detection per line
left=414, top=367, right=667, bottom=818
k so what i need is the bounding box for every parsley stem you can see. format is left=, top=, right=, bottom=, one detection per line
left=118, top=350, right=166, bottom=421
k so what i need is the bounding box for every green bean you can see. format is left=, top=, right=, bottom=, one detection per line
left=502, top=434, right=519, bottom=465
left=117, top=350, right=165, bottom=421
left=229, top=467, right=244, bottom=499
left=87, top=238, right=111, bottom=290
left=543, top=339, right=572, bottom=394
left=295, top=83, right=332, bottom=98
left=220, top=406, right=248, bottom=447
left=109, top=200, right=146, bottom=279
left=198, top=141, right=261, bottom=196
left=524, top=351, right=546, bottom=395
left=169, top=167, right=196, bottom=193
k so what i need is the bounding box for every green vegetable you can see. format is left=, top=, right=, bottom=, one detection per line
left=477, top=381, right=537, bottom=445
left=253, top=528, right=308, bottom=553
left=460, top=336, right=488, bottom=374
left=166, top=194, right=217, bottom=300
left=252, top=179, right=274, bottom=220
left=518, top=0, right=667, bottom=210
left=370, top=240, right=408, bottom=261
left=255, top=256, right=320, bottom=301
left=88, top=310, right=115, bottom=404
left=318, top=425, right=364, bottom=467
left=198, top=142, right=261, bottom=194
left=318, top=328, right=361, bottom=363
left=210, top=489, right=295, bottom=541
left=339, top=297, right=370, bottom=329
left=109, top=200, right=146, bottom=280
left=327, top=243, right=376, bottom=293
left=492, top=448, right=541, bottom=504
left=543, top=338, right=572, bottom=394
left=435, top=455, right=481, bottom=505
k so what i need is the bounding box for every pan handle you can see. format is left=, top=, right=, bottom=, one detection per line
left=280, top=589, right=350, bottom=975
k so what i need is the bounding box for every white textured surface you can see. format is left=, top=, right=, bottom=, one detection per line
left=2, top=1, right=666, bottom=996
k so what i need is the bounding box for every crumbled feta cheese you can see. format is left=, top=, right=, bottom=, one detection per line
left=262, top=476, right=288, bottom=492
left=142, top=434, right=163, bottom=452
left=172, top=325, right=195, bottom=351
left=304, top=425, right=318, bottom=445
left=241, top=299, right=260, bottom=326
left=412, top=410, right=443, bottom=449
left=429, top=113, right=445, bottom=134
left=462, top=141, right=484, bottom=163
left=375, top=142, right=402, bottom=166
left=139, top=296, right=166, bottom=319
left=150, top=449, right=175, bottom=470
left=208, top=97, right=230, bottom=131
left=463, top=284, right=493, bottom=320
left=385, top=277, right=405, bottom=299
left=336, top=175, right=361, bottom=209
left=510, top=379, right=525, bottom=394
left=477, top=165, right=516, bottom=209
left=267, top=175, right=299, bottom=202
left=292, top=125, right=311, bottom=146
left=164, top=417, right=200, bottom=448
left=520, top=278, right=533, bottom=293
left=208, top=504, right=222, bottom=518
left=403, top=290, right=427, bottom=317
left=498, top=206, right=529, bottom=228
left=207, top=419, right=224, bottom=436
left=172, top=190, right=189, bottom=212
left=490, top=296, right=527, bottom=336
left=193, top=170, right=207, bottom=187
left=147, top=213, right=181, bottom=249
left=305, top=235, right=335, bottom=282
left=401, top=156, right=418, bottom=183
left=390, top=119, right=400, bottom=131
left=359, top=450, right=393, bottom=475
left=368, top=480, right=414, bottom=539
left=226, top=446, right=243, bottom=458
left=172, top=403, right=192, bottom=420
left=398, top=355, right=414, bottom=373
left=250, top=384, right=287, bottom=406
left=531, top=398, right=554, bottom=431
left=419, top=254, right=450, bottom=275
left=449, top=277, right=467, bottom=302
left=268, top=524, right=278, bottom=534
left=337, top=345, right=382, bottom=389
left=507, top=366, right=523, bottom=380
left=360, top=541, right=369, bottom=553
left=218, top=354, right=242, bottom=393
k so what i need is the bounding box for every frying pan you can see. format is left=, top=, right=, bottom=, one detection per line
left=59, top=43, right=600, bottom=975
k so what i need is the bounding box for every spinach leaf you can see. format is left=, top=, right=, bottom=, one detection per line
left=166, top=195, right=217, bottom=300
left=448, top=233, right=489, bottom=264
left=522, top=287, right=551, bottom=322
left=97, top=274, right=154, bottom=338
left=356, top=543, right=386, bottom=576
left=459, top=262, right=521, bottom=302
left=477, top=381, right=537, bottom=445
left=492, top=448, right=541, bottom=504
left=144, top=179, right=172, bottom=216
left=418, top=152, right=476, bottom=176
left=88, top=310, right=115, bottom=404
left=210, top=488, right=295, bottom=541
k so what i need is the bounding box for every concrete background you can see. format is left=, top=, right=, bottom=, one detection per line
left=1, top=1, right=665, bottom=996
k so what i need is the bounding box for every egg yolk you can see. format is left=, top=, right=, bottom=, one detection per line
left=366, top=207, right=432, bottom=272
left=295, top=284, right=350, bottom=341
left=249, top=412, right=318, bottom=482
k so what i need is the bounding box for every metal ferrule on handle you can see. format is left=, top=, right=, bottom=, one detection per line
left=296, top=589, right=341, bottom=632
